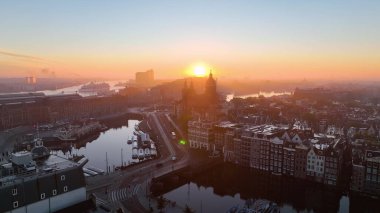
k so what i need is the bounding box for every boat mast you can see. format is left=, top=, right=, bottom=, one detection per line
left=121, top=148, right=123, bottom=166
left=106, top=152, right=109, bottom=174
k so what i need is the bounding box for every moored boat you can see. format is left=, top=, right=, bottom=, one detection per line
left=144, top=148, right=150, bottom=158
left=127, top=137, right=132, bottom=144
left=138, top=148, right=144, bottom=160
left=132, top=148, right=138, bottom=159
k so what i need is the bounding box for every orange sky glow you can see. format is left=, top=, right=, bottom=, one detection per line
left=1, top=1, right=379, bottom=81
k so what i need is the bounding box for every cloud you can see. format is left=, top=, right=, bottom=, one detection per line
left=0, top=50, right=47, bottom=62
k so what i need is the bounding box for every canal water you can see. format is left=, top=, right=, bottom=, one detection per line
left=51, top=119, right=140, bottom=171
left=161, top=164, right=379, bottom=213
left=38, top=80, right=125, bottom=97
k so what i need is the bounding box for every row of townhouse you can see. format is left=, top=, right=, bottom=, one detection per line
left=351, top=141, right=380, bottom=196
left=188, top=120, right=345, bottom=186
left=349, top=123, right=380, bottom=196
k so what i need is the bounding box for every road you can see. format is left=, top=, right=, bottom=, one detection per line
left=86, top=111, right=190, bottom=212
left=165, top=113, right=185, bottom=139
left=150, top=112, right=175, bottom=157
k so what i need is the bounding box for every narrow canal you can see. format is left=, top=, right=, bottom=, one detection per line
left=159, top=164, right=379, bottom=213
left=51, top=119, right=140, bottom=171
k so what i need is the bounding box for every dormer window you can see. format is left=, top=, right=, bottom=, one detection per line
left=61, top=175, right=65, bottom=181
left=13, top=201, right=18, bottom=208
left=63, top=186, right=68, bottom=192
left=12, top=188, right=17, bottom=196
left=41, top=193, right=45, bottom=200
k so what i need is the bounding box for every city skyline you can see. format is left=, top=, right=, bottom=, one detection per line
left=1, top=0, right=379, bottom=80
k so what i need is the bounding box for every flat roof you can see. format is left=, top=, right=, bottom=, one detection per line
left=1, top=154, right=81, bottom=185
left=215, top=121, right=238, bottom=128
left=245, top=124, right=288, bottom=136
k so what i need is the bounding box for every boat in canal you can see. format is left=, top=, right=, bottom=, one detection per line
left=132, top=140, right=138, bottom=149
left=78, top=82, right=110, bottom=94
left=132, top=148, right=138, bottom=159
left=150, top=149, right=157, bottom=157
left=83, top=167, right=98, bottom=176
left=144, top=148, right=150, bottom=158
left=87, top=166, right=105, bottom=174
left=127, top=137, right=132, bottom=144
left=138, top=148, right=145, bottom=160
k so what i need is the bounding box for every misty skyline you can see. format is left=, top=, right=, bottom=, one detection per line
left=0, top=0, right=379, bottom=80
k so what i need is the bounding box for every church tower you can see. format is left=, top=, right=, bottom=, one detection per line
left=204, top=71, right=217, bottom=104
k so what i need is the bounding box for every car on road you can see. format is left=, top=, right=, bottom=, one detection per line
left=171, top=155, right=177, bottom=161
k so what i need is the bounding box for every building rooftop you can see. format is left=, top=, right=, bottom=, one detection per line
left=215, top=121, right=239, bottom=128
left=314, top=143, right=329, bottom=150
left=1, top=154, right=82, bottom=187
left=245, top=124, right=288, bottom=136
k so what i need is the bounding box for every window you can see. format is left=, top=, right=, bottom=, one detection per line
left=63, top=186, right=68, bottom=192
left=12, top=188, right=17, bottom=196
left=13, top=201, right=18, bottom=208
left=41, top=193, right=45, bottom=200
left=61, top=175, right=65, bottom=181
left=52, top=189, right=57, bottom=196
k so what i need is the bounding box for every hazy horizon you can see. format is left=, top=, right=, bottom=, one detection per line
left=1, top=1, right=379, bottom=80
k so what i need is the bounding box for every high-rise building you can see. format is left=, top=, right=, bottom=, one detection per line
left=135, top=69, right=154, bottom=86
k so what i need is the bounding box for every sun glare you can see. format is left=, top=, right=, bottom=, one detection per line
left=193, top=66, right=207, bottom=77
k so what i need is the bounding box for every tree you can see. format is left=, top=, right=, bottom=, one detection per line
left=183, top=204, right=195, bottom=213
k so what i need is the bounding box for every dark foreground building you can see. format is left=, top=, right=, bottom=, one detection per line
left=0, top=142, right=88, bottom=213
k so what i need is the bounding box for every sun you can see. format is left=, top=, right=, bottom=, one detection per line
left=193, top=66, right=207, bottom=77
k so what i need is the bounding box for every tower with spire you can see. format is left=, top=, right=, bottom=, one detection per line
left=176, top=70, right=219, bottom=121
left=204, top=70, right=217, bottom=104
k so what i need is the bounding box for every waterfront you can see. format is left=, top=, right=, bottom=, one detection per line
left=38, top=80, right=126, bottom=97
left=161, top=164, right=380, bottom=213
left=51, top=119, right=140, bottom=171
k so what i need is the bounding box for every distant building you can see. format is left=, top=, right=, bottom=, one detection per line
left=293, top=87, right=331, bottom=99
left=25, top=76, right=37, bottom=84
left=0, top=93, right=127, bottom=130
left=135, top=69, right=154, bottom=86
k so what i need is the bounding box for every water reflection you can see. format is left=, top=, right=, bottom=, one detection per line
left=38, top=80, right=125, bottom=97
left=51, top=120, right=140, bottom=171
left=161, top=164, right=380, bottom=213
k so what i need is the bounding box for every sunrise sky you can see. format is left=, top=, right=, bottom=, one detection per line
left=0, top=0, right=379, bottom=80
